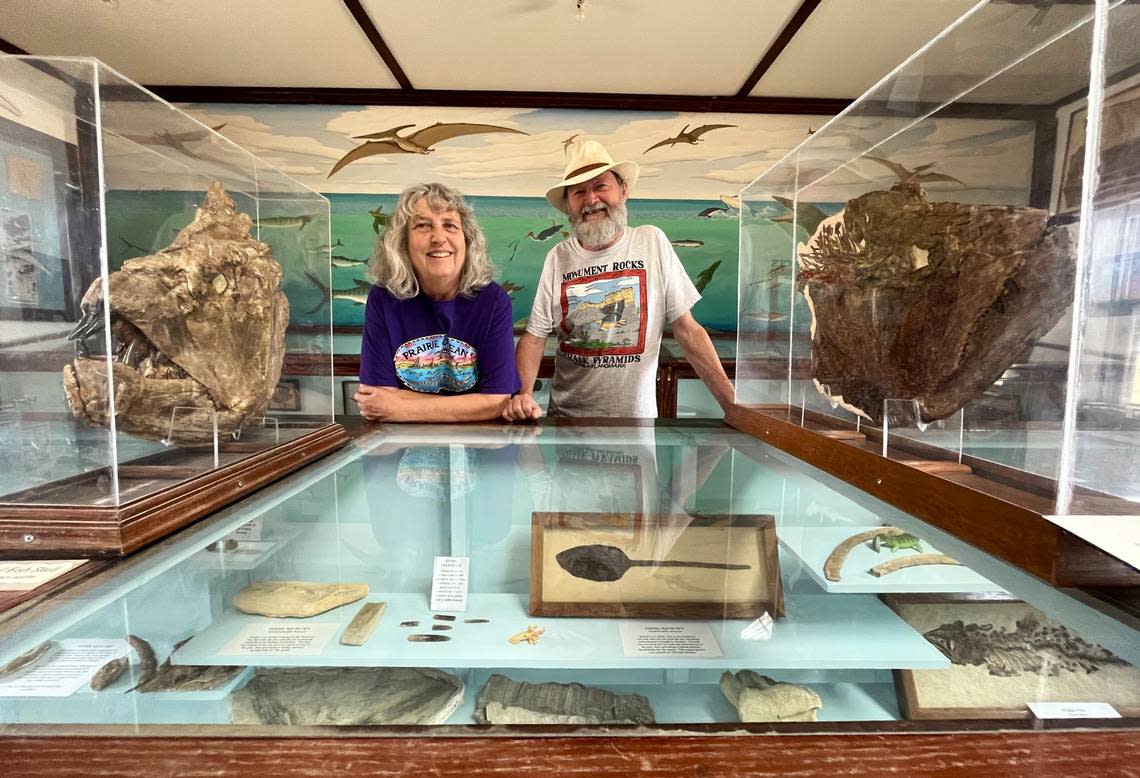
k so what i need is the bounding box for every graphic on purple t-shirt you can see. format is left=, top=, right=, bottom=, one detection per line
left=360, top=283, right=521, bottom=396
left=394, top=334, right=478, bottom=393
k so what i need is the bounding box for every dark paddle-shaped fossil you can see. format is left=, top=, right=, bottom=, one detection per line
left=556, top=544, right=750, bottom=583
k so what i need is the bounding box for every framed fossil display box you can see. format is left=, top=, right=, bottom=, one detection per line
left=0, top=57, right=347, bottom=556
left=884, top=595, right=1140, bottom=720
left=529, top=511, right=783, bottom=619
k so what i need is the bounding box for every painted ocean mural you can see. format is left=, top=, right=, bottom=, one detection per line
left=106, top=190, right=818, bottom=334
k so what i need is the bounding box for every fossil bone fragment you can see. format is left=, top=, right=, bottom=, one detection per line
left=508, top=626, right=546, bottom=645
left=127, top=634, right=157, bottom=684
left=869, top=553, right=961, bottom=577
left=340, top=602, right=386, bottom=646
left=720, top=671, right=822, bottom=722
left=823, top=527, right=907, bottom=581
left=63, top=182, right=289, bottom=442
left=797, top=177, right=1075, bottom=426
left=90, top=656, right=129, bottom=690
left=0, top=640, right=57, bottom=680
left=233, top=581, right=369, bottom=618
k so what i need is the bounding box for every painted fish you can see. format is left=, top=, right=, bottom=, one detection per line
left=694, top=259, right=722, bottom=293
left=331, top=254, right=370, bottom=268
left=304, top=271, right=373, bottom=314
left=370, top=206, right=390, bottom=234
left=698, top=206, right=729, bottom=218
left=671, top=239, right=704, bottom=248
left=255, top=215, right=312, bottom=230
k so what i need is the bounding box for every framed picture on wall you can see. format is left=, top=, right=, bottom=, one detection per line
left=530, top=511, right=782, bottom=619
left=341, top=380, right=361, bottom=416
left=1054, top=73, right=1140, bottom=214
left=267, top=378, right=301, bottom=411
left=884, top=594, right=1140, bottom=719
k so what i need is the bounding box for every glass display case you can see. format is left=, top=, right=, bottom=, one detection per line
left=0, top=56, right=347, bottom=556
left=734, top=0, right=1140, bottom=586
left=0, top=422, right=1136, bottom=734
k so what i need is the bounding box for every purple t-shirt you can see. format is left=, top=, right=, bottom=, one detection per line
left=360, top=282, right=521, bottom=396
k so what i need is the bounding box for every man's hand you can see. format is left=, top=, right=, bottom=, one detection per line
left=502, top=392, right=543, bottom=422
left=353, top=385, right=404, bottom=422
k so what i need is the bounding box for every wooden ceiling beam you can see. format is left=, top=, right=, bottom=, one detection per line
left=736, top=0, right=823, bottom=97
left=342, top=0, right=413, bottom=90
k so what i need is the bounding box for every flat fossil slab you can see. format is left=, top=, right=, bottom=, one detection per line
left=230, top=667, right=464, bottom=725
left=474, top=674, right=655, bottom=725
left=234, top=581, right=369, bottom=618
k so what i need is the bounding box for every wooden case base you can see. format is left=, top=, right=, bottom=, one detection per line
left=0, top=422, right=350, bottom=556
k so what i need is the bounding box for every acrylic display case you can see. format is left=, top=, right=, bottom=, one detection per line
left=0, top=422, right=1136, bottom=736
left=0, top=57, right=348, bottom=556
left=732, top=0, right=1140, bottom=587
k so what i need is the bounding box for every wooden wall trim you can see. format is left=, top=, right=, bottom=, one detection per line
left=2, top=730, right=1138, bottom=777
left=737, top=0, right=823, bottom=97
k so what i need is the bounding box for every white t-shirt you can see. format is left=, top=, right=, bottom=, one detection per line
left=526, top=225, right=700, bottom=417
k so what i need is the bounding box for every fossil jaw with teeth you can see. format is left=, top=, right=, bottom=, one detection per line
left=63, top=182, right=288, bottom=442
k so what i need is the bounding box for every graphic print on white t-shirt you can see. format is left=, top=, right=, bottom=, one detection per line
left=557, top=268, right=647, bottom=356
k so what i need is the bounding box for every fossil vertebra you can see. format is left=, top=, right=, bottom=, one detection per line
left=63, top=182, right=288, bottom=442
left=797, top=177, right=1075, bottom=426
left=720, top=670, right=822, bottom=722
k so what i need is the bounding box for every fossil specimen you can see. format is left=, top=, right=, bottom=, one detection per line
left=797, top=178, right=1075, bottom=425
left=720, top=671, right=822, bottom=723
left=0, top=640, right=56, bottom=680
left=233, top=581, right=369, bottom=618
left=433, top=614, right=456, bottom=622
left=400, top=621, right=420, bottom=628
left=923, top=615, right=1129, bottom=677
left=339, top=602, right=386, bottom=646
left=130, top=637, right=243, bottom=693
left=408, top=634, right=450, bottom=642
left=63, top=182, right=289, bottom=442
left=508, top=626, right=546, bottom=645
left=230, top=667, right=464, bottom=725
left=556, top=543, right=750, bottom=583
left=432, top=624, right=452, bottom=632
left=869, top=553, right=960, bottom=577
left=90, top=656, right=129, bottom=690
left=475, top=674, right=655, bottom=725
left=464, top=618, right=490, bottom=624
left=823, top=527, right=907, bottom=582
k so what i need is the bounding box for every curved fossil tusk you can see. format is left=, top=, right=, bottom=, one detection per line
left=868, top=553, right=960, bottom=577
left=823, top=527, right=907, bottom=582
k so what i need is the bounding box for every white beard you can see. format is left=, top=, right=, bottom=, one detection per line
left=572, top=201, right=627, bottom=249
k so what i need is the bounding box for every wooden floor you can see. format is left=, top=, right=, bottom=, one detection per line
left=2, top=731, right=1139, bottom=777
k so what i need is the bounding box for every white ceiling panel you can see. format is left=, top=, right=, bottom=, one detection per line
left=751, top=0, right=978, bottom=99
left=364, top=0, right=800, bottom=94
left=2, top=0, right=400, bottom=88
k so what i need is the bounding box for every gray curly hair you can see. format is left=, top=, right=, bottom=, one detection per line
left=370, top=182, right=495, bottom=299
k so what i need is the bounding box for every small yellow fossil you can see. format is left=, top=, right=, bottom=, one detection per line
left=508, top=626, right=546, bottom=645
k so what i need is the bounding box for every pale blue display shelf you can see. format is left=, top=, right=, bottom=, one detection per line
left=779, top=526, right=1006, bottom=594
left=175, top=592, right=948, bottom=671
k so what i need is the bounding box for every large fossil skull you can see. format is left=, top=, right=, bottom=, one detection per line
left=797, top=182, right=1075, bottom=426
left=63, top=182, right=289, bottom=442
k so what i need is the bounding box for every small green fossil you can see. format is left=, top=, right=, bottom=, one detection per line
left=869, top=533, right=923, bottom=553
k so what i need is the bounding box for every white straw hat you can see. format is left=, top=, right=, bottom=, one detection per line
left=545, top=139, right=639, bottom=213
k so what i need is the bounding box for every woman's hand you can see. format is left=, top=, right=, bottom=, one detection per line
left=353, top=385, right=404, bottom=422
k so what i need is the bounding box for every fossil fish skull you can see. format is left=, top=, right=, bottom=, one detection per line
left=63, top=182, right=289, bottom=442
left=796, top=182, right=1075, bottom=426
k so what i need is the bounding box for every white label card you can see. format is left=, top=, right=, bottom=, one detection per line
left=619, top=622, right=723, bottom=657
left=0, top=638, right=129, bottom=697
left=0, top=559, right=88, bottom=591
left=430, top=556, right=469, bottom=612
left=220, top=623, right=338, bottom=656
left=1027, top=702, right=1121, bottom=719
left=228, top=518, right=263, bottom=542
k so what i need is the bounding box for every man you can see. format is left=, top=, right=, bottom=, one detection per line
left=502, top=139, right=734, bottom=420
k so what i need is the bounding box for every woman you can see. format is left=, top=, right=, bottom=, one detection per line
left=355, top=183, right=521, bottom=422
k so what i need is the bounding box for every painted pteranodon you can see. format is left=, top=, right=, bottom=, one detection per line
left=862, top=155, right=966, bottom=186
left=771, top=195, right=828, bottom=237
left=643, top=123, right=736, bottom=154
left=121, top=123, right=228, bottom=159
left=328, top=122, right=529, bottom=177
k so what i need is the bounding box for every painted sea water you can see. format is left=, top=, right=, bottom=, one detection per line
left=105, top=190, right=821, bottom=333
